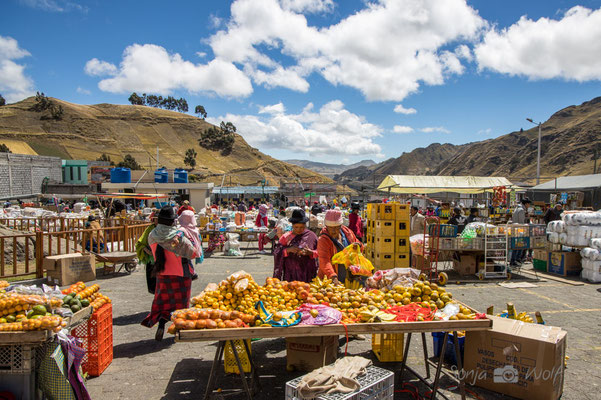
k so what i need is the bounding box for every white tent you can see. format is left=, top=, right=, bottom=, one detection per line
left=377, top=175, right=518, bottom=194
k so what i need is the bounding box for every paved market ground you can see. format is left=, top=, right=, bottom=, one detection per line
left=83, top=249, right=601, bottom=400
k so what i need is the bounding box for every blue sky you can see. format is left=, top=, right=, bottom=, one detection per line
left=1, top=0, right=601, bottom=164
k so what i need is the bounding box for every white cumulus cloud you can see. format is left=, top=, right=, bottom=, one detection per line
left=393, top=125, right=414, bottom=134
left=421, top=126, right=450, bottom=134
left=84, top=58, right=117, bottom=76
left=258, top=103, right=286, bottom=114
left=393, top=104, right=417, bottom=115
left=208, top=0, right=486, bottom=101
left=84, top=44, right=253, bottom=98
left=208, top=100, right=383, bottom=157
left=475, top=6, right=601, bottom=81
left=279, top=0, right=334, bottom=13
left=477, top=128, right=492, bottom=135
left=0, top=36, right=35, bottom=103
left=76, top=86, right=91, bottom=95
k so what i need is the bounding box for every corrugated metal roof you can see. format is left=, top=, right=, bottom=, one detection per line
left=377, top=175, right=517, bottom=194
left=532, top=174, right=601, bottom=190
left=213, top=186, right=279, bottom=195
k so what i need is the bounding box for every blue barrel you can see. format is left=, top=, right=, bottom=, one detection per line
left=154, top=168, right=169, bottom=183
left=174, top=168, right=188, bottom=183
left=110, top=167, right=131, bottom=183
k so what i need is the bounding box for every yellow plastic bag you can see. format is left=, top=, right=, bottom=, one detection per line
left=332, top=244, right=374, bottom=277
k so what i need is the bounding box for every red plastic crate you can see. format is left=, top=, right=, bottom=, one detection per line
left=71, top=303, right=113, bottom=376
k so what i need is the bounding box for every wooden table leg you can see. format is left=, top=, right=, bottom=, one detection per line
left=431, top=332, right=449, bottom=399
left=204, top=341, right=225, bottom=400
left=229, top=340, right=253, bottom=400
left=420, top=332, right=431, bottom=380
left=452, top=331, right=467, bottom=400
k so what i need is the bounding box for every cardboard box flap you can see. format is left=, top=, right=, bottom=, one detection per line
left=489, top=316, right=566, bottom=344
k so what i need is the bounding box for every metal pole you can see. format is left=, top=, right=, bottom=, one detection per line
left=536, top=123, right=541, bottom=185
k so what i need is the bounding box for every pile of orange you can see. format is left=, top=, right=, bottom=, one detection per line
left=168, top=308, right=256, bottom=334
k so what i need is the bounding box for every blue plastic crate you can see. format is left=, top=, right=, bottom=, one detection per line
left=427, top=224, right=458, bottom=238
left=432, top=332, right=464, bottom=366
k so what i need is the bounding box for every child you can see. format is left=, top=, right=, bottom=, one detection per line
left=176, top=210, right=203, bottom=279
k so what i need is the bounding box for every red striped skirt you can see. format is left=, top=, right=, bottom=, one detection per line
left=141, top=275, right=191, bottom=327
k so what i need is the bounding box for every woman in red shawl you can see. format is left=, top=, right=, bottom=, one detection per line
left=255, top=204, right=271, bottom=254
left=348, top=202, right=363, bottom=241
left=273, top=209, right=318, bottom=282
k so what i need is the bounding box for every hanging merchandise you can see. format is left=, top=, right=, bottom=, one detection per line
left=331, top=244, right=374, bottom=277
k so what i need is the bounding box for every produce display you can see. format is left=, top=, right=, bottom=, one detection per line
left=61, top=282, right=112, bottom=312
left=170, top=270, right=479, bottom=334
left=0, top=292, right=66, bottom=332
left=0, top=280, right=9, bottom=289
left=167, top=308, right=257, bottom=334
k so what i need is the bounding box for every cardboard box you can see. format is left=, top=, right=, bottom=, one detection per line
left=532, top=249, right=547, bottom=261
left=286, top=336, right=338, bottom=372
left=454, top=255, right=477, bottom=276
left=547, top=252, right=581, bottom=276
left=44, top=253, right=96, bottom=286
left=464, top=316, right=566, bottom=400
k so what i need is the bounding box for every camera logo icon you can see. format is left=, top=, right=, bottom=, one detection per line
left=493, top=365, right=519, bottom=383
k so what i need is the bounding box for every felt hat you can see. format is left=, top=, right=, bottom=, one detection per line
left=289, top=209, right=309, bottom=224
left=157, top=205, right=176, bottom=225
left=324, top=209, right=343, bottom=226
left=351, top=202, right=360, bottom=210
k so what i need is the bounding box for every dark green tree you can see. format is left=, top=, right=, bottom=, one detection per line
left=0, top=94, right=5, bottom=107
left=184, top=148, right=197, bottom=168
left=128, top=92, right=144, bottom=105
left=195, top=105, right=207, bottom=119
left=198, top=121, right=236, bottom=155
left=177, top=98, right=188, bottom=113
left=49, top=103, right=64, bottom=120
left=117, top=154, right=141, bottom=170
left=97, top=153, right=115, bottom=165
left=30, top=91, right=52, bottom=111
left=0, top=144, right=11, bottom=153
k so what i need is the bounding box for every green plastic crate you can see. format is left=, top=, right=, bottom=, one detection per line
left=533, top=259, right=547, bottom=272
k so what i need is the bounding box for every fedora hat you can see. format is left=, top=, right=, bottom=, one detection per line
left=289, top=209, right=309, bottom=224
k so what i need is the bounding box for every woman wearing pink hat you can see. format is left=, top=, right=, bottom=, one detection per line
left=317, top=209, right=363, bottom=285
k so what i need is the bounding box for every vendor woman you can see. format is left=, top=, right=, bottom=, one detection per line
left=317, top=209, right=363, bottom=285
left=273, top=209, right=318, bottom=282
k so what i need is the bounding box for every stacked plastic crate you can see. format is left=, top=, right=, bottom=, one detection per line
left=366, top=203, right=410, bottom=270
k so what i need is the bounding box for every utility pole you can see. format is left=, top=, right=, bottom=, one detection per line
left=156, top=146, right=159, bottom=169
left=526, top=118, right=542, bottom=184
left=594, top=149, right=598, bottom=174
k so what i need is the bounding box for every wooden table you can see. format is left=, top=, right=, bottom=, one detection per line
left=176, top=318, right=492, bottom=400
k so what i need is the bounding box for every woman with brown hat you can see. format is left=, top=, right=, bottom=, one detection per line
left=273, top=209, right=318, bottom=283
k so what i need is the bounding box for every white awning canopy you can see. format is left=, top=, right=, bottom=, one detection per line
left=377, top=175, right=518, bottom=194
left=531, top=174, right=601, bottom=191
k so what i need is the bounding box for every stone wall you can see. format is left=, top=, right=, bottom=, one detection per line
left=0, top=153, right=62, bottom=198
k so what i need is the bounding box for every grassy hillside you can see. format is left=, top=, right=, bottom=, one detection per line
left=0, top=97, right=331, bottom=185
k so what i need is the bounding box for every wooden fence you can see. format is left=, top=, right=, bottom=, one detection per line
left=0, top=216, right=148, bottom=233
left=0, top=222, right=151, bottom=280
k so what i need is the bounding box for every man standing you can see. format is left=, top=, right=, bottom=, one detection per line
left=448, top=207, right=467, bottom=234
left=465, top=208, right=479, bottom=225
left=544, top=204, right=563, bottom=224
left=410, top=206, right=426, bottom=236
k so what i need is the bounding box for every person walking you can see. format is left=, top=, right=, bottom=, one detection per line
left=141, top=206, right=197, bottom=341
left=177, top=210, right=203, bottom=280
left=177, top=200, right=195, bottom=216
left=273, top=209, right=318, bottom=282
left=348, top=202, right=364, bottom=241
left=256, top=204, right=270, bottom=254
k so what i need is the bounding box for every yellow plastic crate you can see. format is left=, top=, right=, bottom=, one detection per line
left=395, top=220, right=409, bottom=237
left=395, top=253, right=410, bottom=268
left=372, top=333, right=404, bottom=362
left=374, top=252, right=395, bottom=269
left=374, top=236, right=395, bottom=253
left=396, top=237, right=410, bottom=253
left=224, top=339, right=251, bottom=374
left=374, top=220, right=395, bottom=236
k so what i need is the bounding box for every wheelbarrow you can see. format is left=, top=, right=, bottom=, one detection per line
left=91, top=251, right=138, bottom=275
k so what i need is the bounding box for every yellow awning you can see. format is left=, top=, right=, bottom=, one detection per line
left=377, top=175, right=519, bottom=194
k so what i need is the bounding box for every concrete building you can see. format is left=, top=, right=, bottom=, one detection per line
left=101, top=182, right=214, bottom=210
left=0, top=153, right=62, bottom=199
